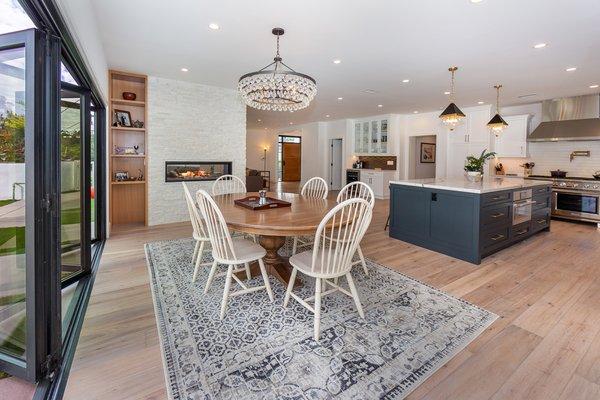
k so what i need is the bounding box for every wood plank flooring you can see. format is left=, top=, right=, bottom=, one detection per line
left=64, top=187, right=600, bottom=399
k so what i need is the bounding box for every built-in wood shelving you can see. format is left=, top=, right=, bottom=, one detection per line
left=109, top=70, right=148, bottom=227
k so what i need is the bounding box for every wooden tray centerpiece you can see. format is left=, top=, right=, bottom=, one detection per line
left=234, top=195, right=291, bottom=211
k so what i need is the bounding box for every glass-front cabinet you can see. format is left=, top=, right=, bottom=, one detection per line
left=353, top=117, right=390, bottom=154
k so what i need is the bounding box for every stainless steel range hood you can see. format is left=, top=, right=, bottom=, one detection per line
left=528, top=95, right=600, bottom=141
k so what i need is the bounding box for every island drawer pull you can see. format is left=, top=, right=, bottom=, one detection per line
left=491, top=212, right=505, bottom=218
left=490, top=233, right=505, bottom=241
left=537, top=218, right=547, bottom=224
left=515, top=229, right=528, bottom=236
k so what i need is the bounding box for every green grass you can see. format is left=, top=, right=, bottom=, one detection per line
left=0, top=199, right=16, bottom=208
left=0, top=226, right=25, bottom=255
left=0, top=316, right=26, bottom=359
left=0, top=293, right=25, bottom=307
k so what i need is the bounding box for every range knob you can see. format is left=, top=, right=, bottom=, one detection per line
left=594, top=185, right=600, bottom=190
left=558, top=182, right=567, bottom=187
left=583, top=184, right=591, bottom=189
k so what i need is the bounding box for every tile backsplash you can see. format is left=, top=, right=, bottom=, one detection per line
left=498, top=140, right=600, bottom=177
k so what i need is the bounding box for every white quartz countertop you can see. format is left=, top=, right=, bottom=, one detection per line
left=389, top=177, right=550, bottom=194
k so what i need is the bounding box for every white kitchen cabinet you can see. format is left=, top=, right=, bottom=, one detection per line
left=446, top=108, right=494, bottom=176
left=493, top=114, right=529, bottom=158
left=359, top=169, right=395, bottom=199
left=353, top=118, right=390, bottom=154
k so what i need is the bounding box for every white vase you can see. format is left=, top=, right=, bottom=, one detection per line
left=465, top=171, right=483, bottom=182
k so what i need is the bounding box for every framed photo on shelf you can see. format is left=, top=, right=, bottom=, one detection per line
left=420, top=142, right=436, bottom=163
left=114, top=109, right=132, bottom=127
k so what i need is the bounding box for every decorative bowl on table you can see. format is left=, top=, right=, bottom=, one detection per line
left=122, top=92, right=137, bottom=101
left=465, top=171, right=483, bottom=182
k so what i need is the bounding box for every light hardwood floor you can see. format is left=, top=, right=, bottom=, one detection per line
left=64, top=185, right=600, bottom=400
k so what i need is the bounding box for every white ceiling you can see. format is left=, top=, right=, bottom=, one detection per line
left=91, top=0, right=600, bottom=130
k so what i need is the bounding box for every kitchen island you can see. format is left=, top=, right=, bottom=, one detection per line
left=388, top=177, right=552, bottom=264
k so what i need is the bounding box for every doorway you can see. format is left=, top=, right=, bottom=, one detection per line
left=408, top=135, right=437, bottom=179
left=278, top=135, right=301, bottom=182
left=330, top=138, right=343, bottom=190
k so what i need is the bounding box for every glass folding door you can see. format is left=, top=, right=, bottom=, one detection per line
left=0, top=29, right=61, bottom=381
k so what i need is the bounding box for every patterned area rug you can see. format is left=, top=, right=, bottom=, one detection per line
left=145, top=238, right=497, bottom=399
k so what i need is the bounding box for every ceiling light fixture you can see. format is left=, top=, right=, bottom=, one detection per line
left=181, top=67, right=189, bottom=72
left=470, top=0, right=484, bottom=3
left=257, top=119, right=261, bottom=122
left=325, top=114, right=330, bottom=118
left=333, top=59, right=341, bottom=64
left=439, top=66, right=465, bottom=130
left=208, top=23, right=220, bottom=30
left=566, top=67, right=577, bottom=72
left=378, top=104, right=383, bottom=108
left=402, top=79, right=410, bottom=83
left=444, top=91, right=451, bottom=95
left=478, top=101, right=485, bottom=105
left=289, top=122, right=294, bottom=125
left=487, top=84, right=508, bottom=137
left=590, top=84, right=599, bottom=89
left=533, top=43, right=547, bottom=49
left=413, top=111, right=419, bottom=114
left=238, top=28, right=317, bottom=112
left=337, top=97, right=343, bottom=100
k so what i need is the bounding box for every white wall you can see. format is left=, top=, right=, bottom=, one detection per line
left=147, top=77, right=246, bottom=225
left=246, top=128, right=273, bottom=176
left=55, top=0, right=109, bottom=101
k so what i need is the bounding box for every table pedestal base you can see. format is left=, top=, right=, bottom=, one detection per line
left=241, top=235, right=301, bottom=287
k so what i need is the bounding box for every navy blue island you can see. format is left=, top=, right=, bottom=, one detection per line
left=388, top=177, right=552, bottom=264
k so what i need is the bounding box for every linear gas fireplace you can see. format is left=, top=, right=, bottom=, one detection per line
left=165, top=161, right=232, bottom=182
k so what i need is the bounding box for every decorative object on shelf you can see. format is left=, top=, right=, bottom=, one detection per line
left=487, top=84, right=508, bottom=136
left=114, top=145, right=141, bottom=155
left=550, top=169, right=567, bottom=178
left=114, top=171, right=129, bottom=181
left=420, top=142, right=436, bottom=163
left=137, top=169, right=144, bottom=181
left=520, top=162, right=535, bottom=177
left=114, top=109, right=132, bottom=127
left=464, top=149, right=496, bottom=181
left=495, top=162, right=505, bottom=175
left=122, top=91, right=136, bottom=101
left=132, top=119, right=144, bottom=128
left=238, top=27, right=317, bottom=112
left=439, top=66, right=465, bottom=130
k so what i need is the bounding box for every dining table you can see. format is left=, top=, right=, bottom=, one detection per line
left=212, top=191, right=337, bottom=286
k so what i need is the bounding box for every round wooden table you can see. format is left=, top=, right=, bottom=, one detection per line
left=212, top=192, right=337, bottom=286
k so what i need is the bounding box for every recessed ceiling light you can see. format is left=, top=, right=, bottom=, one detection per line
left=413, top=111, right=419, bottom=114
left=333, top=59, right=341, bottom=64
left=208, top=23, right=220, bottom=30
left=325, top=114, right=330, bottom=118
left=444, top=91, right=451, bottom=95
left=363, top=89, right=378, bottom=94
left=257, top=119, right=261, bottom=122
left=402, top=79, right=410, bottom=83
left=566, top=67, right=577, bottom=72
left=590, top=84, right=599, bottom=89
left=181, top=67, right=189, bottom=72
left=289, top=122, right=294, bottom=125
left=377, top=104, right=383, bottom=108
left=470, top=0, right=484, bottom=3
left=478, top=101, right=485, bottom=105
left=337, top=97, right=343, bottom=100
left=533, top=43, right=547, bottom=49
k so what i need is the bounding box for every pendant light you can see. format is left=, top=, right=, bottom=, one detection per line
left=439, top=66, right=466, bottom=130
left=487, top=84, right=508, bottom=136
left=238, top=28, right=317, bottom=112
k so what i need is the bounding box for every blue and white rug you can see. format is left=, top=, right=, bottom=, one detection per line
left=145, top=238, right=497, bottom=399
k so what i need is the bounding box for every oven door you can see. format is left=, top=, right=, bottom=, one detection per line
left=552, top=189, right=600, bottom=221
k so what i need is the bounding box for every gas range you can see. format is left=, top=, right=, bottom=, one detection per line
left=526, top=175, right=600, bottom=192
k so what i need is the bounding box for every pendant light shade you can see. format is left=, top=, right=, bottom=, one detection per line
left=439, top=67, right=465, bottom=130
left=487, top=84, right=508, bottom=136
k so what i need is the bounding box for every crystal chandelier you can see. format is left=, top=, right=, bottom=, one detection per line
left=487, top=84, right=508, bottom=136
left=439, top=66, right=466, bottom=130
left=238, top=28, right=317, bottom=112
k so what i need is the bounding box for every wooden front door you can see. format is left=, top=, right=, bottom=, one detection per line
left=282, top=142, right=301, bottom=181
